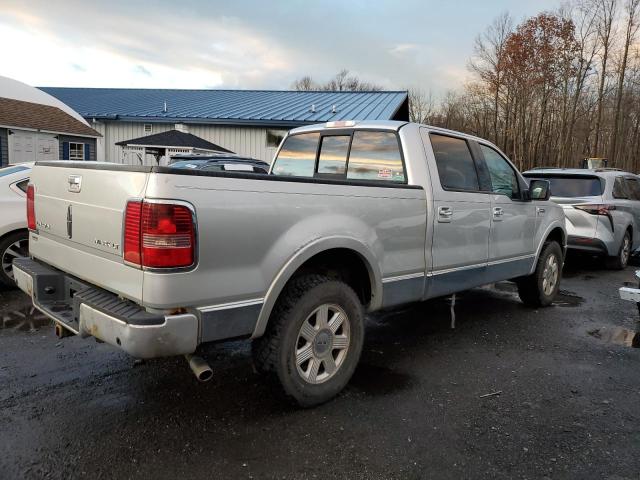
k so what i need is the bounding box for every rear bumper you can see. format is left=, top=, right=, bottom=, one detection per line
left=12, top=257, right=198, bottom=359
left=567, top=235, right=609, bottom=254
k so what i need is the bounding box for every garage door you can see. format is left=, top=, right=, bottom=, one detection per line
left=9, top=131, right=59, bottom=164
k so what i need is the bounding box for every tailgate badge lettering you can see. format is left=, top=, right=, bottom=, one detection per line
left=94, top=239, right=120, bottom=251
left=68, top=175, right=82, bottom=193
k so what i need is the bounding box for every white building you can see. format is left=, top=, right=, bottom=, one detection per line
left=40, top=88, right=409, bottom=164
left=0, top=77, right=100, bottom=165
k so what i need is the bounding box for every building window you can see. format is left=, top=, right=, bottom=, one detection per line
left=144, top=124, right=153, bottom=133
left=266, top=129, right=287, bottom=148
left=69, top=142, right=85, bottom=160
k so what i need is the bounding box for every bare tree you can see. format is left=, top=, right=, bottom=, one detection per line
left=292, top=69, right=384, bottom=92
left=407, top=88, right=435, bottom=123
left=609, top=0, right=640, bottom=165
left=593, top=0, right=617, bottom=155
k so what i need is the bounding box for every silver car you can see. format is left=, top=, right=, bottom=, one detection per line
left=523, top=168, right=640, bottom=269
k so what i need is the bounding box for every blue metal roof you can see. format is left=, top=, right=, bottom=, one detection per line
left=39, top=88, right=408, bottom=127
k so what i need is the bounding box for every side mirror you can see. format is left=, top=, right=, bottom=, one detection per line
left=528, top=179, right=551, bottom=201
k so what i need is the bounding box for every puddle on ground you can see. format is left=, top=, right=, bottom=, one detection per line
left=588, top=327, right=639, bottom=348
left=553, top=290, right=584, bottom=307
left=1, top=306, right=51, bottom=332
left=348, top=363, right=415, bottom=396
left=493, top=283, right=584, bottom=308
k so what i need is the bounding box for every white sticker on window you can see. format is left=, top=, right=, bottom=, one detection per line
left=378, top=168, right=392, bottom=179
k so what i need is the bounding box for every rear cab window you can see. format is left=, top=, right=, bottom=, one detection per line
left=271, top=130, right=406, bottom=183
left=523, top=175, right=604, bottom=198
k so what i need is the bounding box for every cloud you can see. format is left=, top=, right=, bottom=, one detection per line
left=134, top=65, right=151, bottom=77
left=0, top=0, right=563, bottom=94
left=71, top=63, right=86, bottom=72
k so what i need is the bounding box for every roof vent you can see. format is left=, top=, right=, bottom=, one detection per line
left=332, top=105, right=337, bottom=113
left=310, top=104, right=316, bottom=113
left=163, top=101, right=168, bottom=113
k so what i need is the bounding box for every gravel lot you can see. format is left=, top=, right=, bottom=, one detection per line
left=1, top=257, right=640, bottom=479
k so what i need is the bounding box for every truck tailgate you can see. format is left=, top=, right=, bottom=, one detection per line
left=28, top=162, right=149, bottom=302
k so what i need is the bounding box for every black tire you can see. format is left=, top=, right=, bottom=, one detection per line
left=517, top=241, right=562, bottom=308
left=605, top=230, right=631, bottom=270
left=0, top=231, right=29, bottom=288
left=252, top=274, right=364, bottom=407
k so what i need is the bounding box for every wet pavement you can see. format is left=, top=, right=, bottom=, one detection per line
left=1, top=257, right=640, bottom=479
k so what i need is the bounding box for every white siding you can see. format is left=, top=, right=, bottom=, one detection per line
left=94, top=121, right=285, bottom=164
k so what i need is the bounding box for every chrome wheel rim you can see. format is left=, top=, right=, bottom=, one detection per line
left=542, top=253, right=559, bottom=296
left=621, top=235, right=631, bottom=266
left=295, top=303, right=350, bottom=385
left=1, top=237, right=28, bottom=281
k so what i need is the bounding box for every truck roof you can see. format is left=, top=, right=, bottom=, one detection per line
left=290, top=120, right=496, bottom=146
left=523, top=168, right=637, bottom=178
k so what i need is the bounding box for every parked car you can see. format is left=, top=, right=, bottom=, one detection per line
left=14, top=121, right=565, bottom=406
left=523, top=168, right=640, bottom=269
left=0, top=163, right=32, bottom=287
left=169, top=153, right=270, bottom=174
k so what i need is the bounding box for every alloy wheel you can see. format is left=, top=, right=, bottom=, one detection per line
left=295, top=303, right=351, bottom=385
left=1, top=237, right=28, bottom=281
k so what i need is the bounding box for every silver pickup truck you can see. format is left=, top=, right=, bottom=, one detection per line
left=13, top=120, right=566, bottom=406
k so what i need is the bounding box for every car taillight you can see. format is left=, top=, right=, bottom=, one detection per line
left=574, top=204, right=615, bottom=230
left=574, top=204, right=616, bottom=216
left=26, top=184, right=36, bottom=231
left=123, top=200, right=196, bottom=269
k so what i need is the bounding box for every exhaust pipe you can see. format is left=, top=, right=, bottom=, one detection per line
left=185, top=354, right=213, bottom=382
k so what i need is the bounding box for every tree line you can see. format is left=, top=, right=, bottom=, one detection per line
left=294, top=0, right=640, bottom=172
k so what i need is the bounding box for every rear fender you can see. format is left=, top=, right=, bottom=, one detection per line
left=251, top=235, right=382, bottom=339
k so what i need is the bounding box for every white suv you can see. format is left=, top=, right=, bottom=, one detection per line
left=524, top=168, right=640, bottom=269
left=0, top=164, right=31, bottom=286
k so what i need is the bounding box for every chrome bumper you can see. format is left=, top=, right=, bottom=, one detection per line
left=12, top=257, right=198, bottom=359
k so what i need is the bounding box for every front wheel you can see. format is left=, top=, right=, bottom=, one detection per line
left=252, top=274, right=364, bottom=407
left=516, top=241, right=562, bottom=308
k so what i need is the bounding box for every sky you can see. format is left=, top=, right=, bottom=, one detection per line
left=0, top=0, right=559, bottom=96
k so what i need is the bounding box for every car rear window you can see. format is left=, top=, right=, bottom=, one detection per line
left=524, top=175, right=603, bottom=197
left=271, top=133, right=319, bottom=177
left=272, top=130, right=406, bottom=183
left=0, top=165, right=29, bottom=177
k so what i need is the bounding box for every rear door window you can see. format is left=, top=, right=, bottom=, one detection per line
left=271, top=133, right=320, bottom=177
left=624, top=177, right=640, bottom=200
left=612, top=177, right=629, bottom=199
left=317, top=136, right=350, bottom=175
left=346, top=131, right=405, bottom=182
left=430, top=134, right=480, bottom=191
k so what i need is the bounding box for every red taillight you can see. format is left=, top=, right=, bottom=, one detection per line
left=574, top=204, right=616, bottom=216
left=124, top=201, right=143, bottom=265
left=26, top=184, right=36, bottom=231
left=123, top=200, right=195, bottom=269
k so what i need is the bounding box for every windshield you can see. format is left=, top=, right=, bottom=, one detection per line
left=525, top=175, right=603, bottom=197
left=0, top=165, right=30, bottom=178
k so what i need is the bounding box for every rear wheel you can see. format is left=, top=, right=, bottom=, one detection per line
left=605, top=230, right=631, bottom=270
left=0, top=231, right=29, bottom=288
left=252, top=274, right=364, bottom=407
left=517, top=241, right=562, bottom=308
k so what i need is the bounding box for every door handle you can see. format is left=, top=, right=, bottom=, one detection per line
left=438, top=206, right=453, bottom=223
left=493, top=207, right=504, bottom=221
left=536, top=207, right=546, bottom=216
